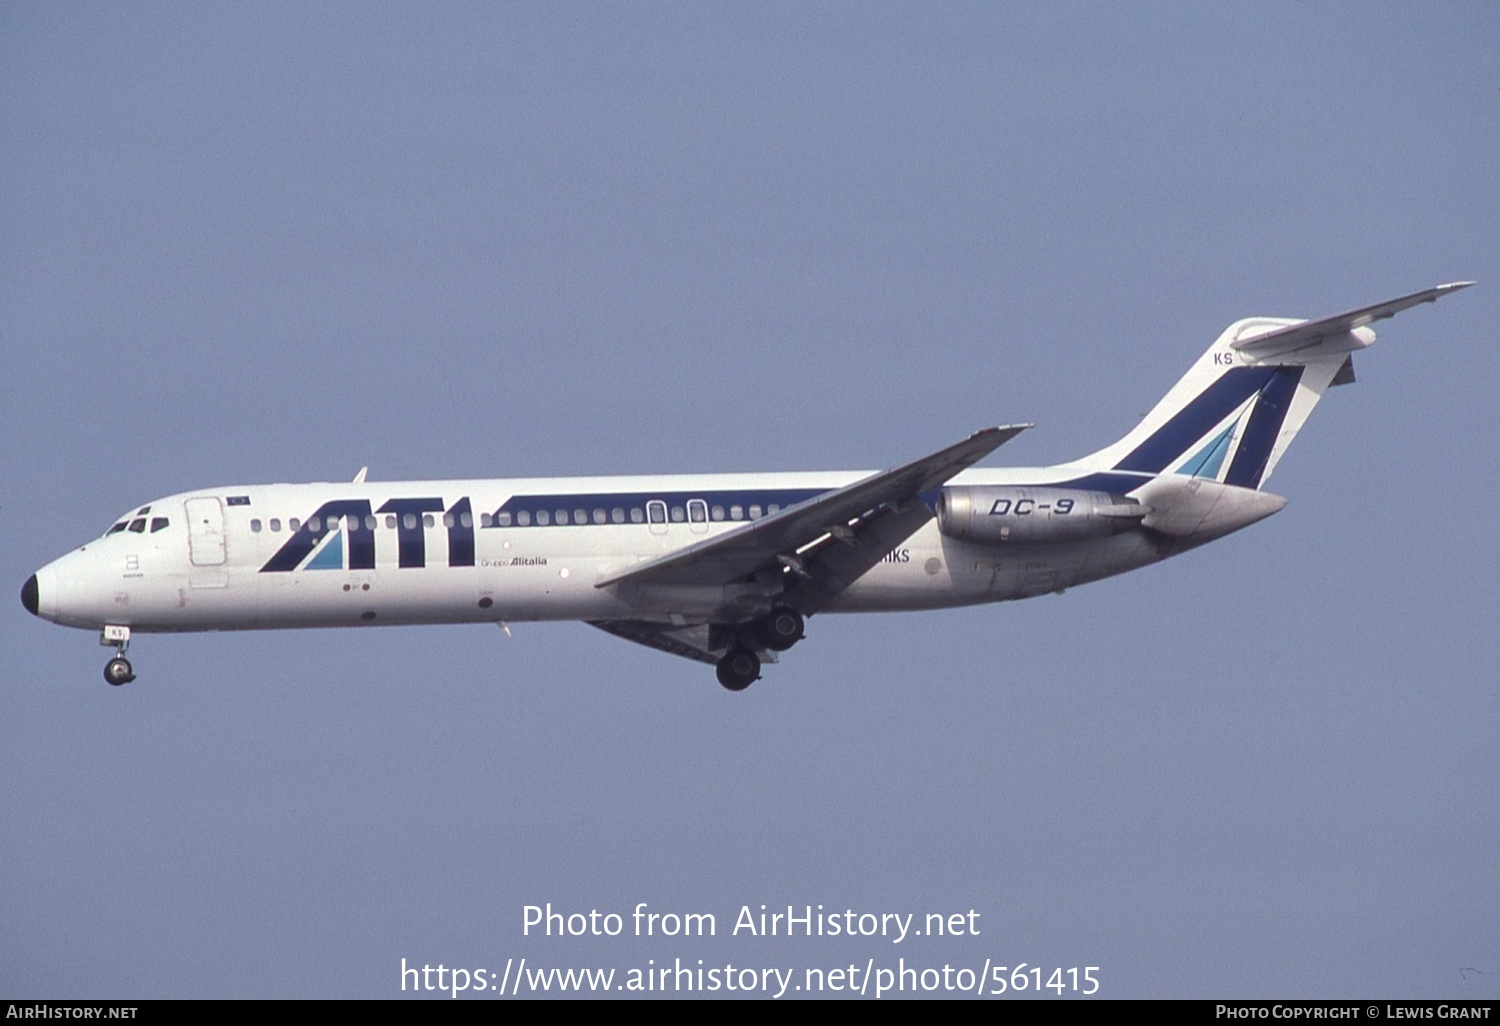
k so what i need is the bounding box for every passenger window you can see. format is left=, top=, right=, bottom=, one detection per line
left=128, top=518, right=147, bottom=533
left=423, top=514, right=435, bottom=528
left=749, top=505, right=763, bottom=520
left=768, top=504, right=781, bottom=514
left=289, top=518, right=301, bottom=532
left=670, top=506, right=685, bottom=523
left=269, top=518, right=281, bottom=532
left=496, top=512, right=512, bottom=527
left=460, top=512, right=473, bottom=529
left=574, top=508, right=588, bottom=525
left=555, top=510, right=569, bottom=525
left=592, top=509, right=606, bottom=525
left=403, top=513, right=417, bottom=530
left=536, top=510, right=550, bottom=526
left=251, top=519, right=263, bottom=533
left=730, top=505, right=744, bottom=520
left=689, top=501, right=707, bottom=523
left=518, top=511, right=531, bottom=526
left=385, top=515, right=397, bottom=529
left=611, top=508, right=625, bottom=524
left=710, top=506, right=724, bottom=521
left=631, top=508, right=645, bottom=524
left=150, top=518, right=169, bottom=533
left=647, top=503, right=666, bottom=525
left=308, top=516, right=321, bottom=532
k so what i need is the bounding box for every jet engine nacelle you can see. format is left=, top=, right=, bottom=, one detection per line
left=935, top=486, right=1145, bottom=546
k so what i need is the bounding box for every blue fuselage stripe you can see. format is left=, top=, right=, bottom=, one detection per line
left=488, top=488, right=829, bottom=527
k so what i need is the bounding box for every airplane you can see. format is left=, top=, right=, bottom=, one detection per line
left=21, top=283, right=1472, bottom=691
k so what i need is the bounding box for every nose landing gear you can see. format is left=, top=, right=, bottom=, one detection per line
left=105, top=657, right=135, bottom=686
left=100, top=625, right=135, bottom=686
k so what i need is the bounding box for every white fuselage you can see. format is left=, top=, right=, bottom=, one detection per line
left=28, top=465, right=1172, bottom=636
left=22, top=283, right=1469, bottom=688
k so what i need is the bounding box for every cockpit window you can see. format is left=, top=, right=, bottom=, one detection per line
left=150, top=518, right=169, bottom=533
left=106, top=521, right=128, bottom=536
left=137, top=506, right=151, bottom=515
left=128, top=518, right=147, bottom=533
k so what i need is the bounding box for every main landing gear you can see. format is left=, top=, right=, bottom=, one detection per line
left=716, top=648, right=760, bottom=691
left=754, top=606, right=804, bottom=651
left=714, top=607, right=807, bottom=691
left=100, top=625, right=135, bottom=686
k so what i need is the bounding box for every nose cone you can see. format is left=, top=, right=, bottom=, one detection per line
left=22, top=562, right=63, bottom=624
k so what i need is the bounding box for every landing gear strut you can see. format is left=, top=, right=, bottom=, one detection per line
left=716, top=647, right=760, bottom=691
left=100, top=625, right=135, bottom=686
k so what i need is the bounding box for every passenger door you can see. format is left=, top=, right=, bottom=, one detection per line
left=185, top=497, right=227, bottom=566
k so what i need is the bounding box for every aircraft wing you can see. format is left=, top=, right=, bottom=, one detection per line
left=1232, top=281, right=1475, bottom=355
left=594, top=426, right=1028, bottom=612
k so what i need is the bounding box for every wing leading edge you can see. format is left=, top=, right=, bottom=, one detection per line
left=594, top=426, right=1029, bottom=610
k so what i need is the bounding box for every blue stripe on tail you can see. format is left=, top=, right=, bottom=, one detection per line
left=1112, top=365, right=1304, bottom=490
left=1224, top=367, right=1304, bottom=488
left=1178, top=422, right=1237, bottom=479
left=1114, top=367, right=1277, bottom=474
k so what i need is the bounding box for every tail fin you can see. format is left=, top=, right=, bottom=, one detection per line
left=1074, top=283, right=1473, bottom=490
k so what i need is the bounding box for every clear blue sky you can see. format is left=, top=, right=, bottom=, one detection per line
left=3, top=2, right=1496, bottom=999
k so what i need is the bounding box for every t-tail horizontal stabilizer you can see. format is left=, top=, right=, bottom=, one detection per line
left=1231, top=281, right=1475, bottom=357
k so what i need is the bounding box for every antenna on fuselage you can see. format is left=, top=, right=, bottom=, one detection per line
left=352, top=466, right=368, bottom=483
